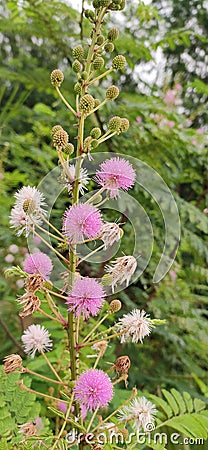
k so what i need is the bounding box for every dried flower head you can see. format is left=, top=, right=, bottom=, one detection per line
left=24, top=252, right=53, bottom=279
left=109, top=299, right=122, bottom=313
left=63, top=203, right=103, bottom=244
left=21, top=324, right=53, bottom=358
left=67, top=277, right=106, bottom=319
left=3, top=354, right=23, bottom=374
left=17, top=292, right=41, bottom=317
left=25, top=273, right=44, bottom=292
left=19, top=421, right=37, bottom=438
left=92, top=340, right=108, bottom=356
left=100, top=222, right=123, bottom=249
left=115, top=356, right=131, bottom=375
left=106, top=255, right=137, bottom=292
left=10, top=186, right=46, bottom=236
left=95, top=157, right=136, bottom=198
left=117, top=309, right=154, bottom=344
left=74, top=369, right=113, bottom=415
left=50, top=69, right=64, bottom=87
left=118, top=396, right=156, bottom=432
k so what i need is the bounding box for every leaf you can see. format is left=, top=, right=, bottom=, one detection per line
left=170, top=388, right=186, bottom=414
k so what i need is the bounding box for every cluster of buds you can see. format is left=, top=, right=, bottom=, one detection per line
left=92, top=0, right=126, bottom=11
left=51, top=125, right=74, bottom=154
left=108, top=116, right=130, bottom=134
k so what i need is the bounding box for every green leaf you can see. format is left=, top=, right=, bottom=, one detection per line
left=161, top=389, right=179, bottom=415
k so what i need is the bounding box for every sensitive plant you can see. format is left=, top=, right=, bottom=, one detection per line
left=2, top=1, right=208, bottom=449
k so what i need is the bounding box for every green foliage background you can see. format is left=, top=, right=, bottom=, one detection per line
left=0, top=0, right=207, bottom=447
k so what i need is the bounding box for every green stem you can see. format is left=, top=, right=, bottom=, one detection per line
left=85, top=186, right=106, bottom=204
left=77, top=243, right=105, bottom=266
left=56, top=86, right=77, bottom=116
left=51, top=394, right=75, bottom=450
left=40, top=349, right=63, bottom=383
left=31, top=228, right=70, bottom=265
left=34, top=221, right=64, bottom=242
left=37, top=307, right=64, bottom=326
left=18, top=380, right=68, bottom=404
left=24, top=367, right=67, bottom=386
left=86, top=98, right=108, bottom=116
left=40, top=213, right=65, bottom=238
left=88, top=68, right=113, bottom=86
left=98, top=131, right=117, bottom=144
left=82, top=312, right=109, bottom=343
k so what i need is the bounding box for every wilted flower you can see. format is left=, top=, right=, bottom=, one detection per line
left=106, top=255, right=137, bottom=292
left=23, top=252, right=53, bottom=279
left=64, top=164, right=89, bottom=195
left=17, top=292, right=41, bottom=317
left=95, top=157, right=136, bottom=198
left=118, top=396, right=157, bottom=432
left=67, top=277, right=105, bottom=319
left=3, top=354, right=23, bottom=374
left=63, top=203, right=103, bottom=244
left=10, top=186, right=46, bottom=237
left=19, top=421, right=37, bottom=438
left=21, top=324, right=53, bottom=358
left=116, top=309, right=153, bottom=344
left=100, top=222, right=123, bottom=249
left=74, top=369, right=113, bottom=417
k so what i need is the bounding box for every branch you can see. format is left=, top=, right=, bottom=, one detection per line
left=0, top=316, right=25, bottom=355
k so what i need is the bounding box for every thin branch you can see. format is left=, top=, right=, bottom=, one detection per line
left=0, top=316, right=25, bottom=355
left=79, top=0, right=85, bottom=41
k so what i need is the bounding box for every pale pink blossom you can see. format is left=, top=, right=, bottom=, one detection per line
left=21, top=324, right=52, bottom=358
left=116, top=309, right=153, bottom=343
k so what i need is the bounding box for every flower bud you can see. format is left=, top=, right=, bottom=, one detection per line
left=109, top=299, right=122, bottom=313
left=3, top=354, right=23, bottom=374
left=93, top=0, right=101, bottom=8
left=108, top=116, right=122, bottom=131
left=91, top=139, right=99, bottom=149
left=64, top=143, right=74, bottom=155
left=83, top=136, right=92, bottom=152
left=104, top=42, right=114, bottom=53
left=81, top=71, right=88, bottom=80
left=120, top=0, right=126, bottom=10
left=79, top=94, right=95, bottom=114
left=72, top=45, right=84, bottom=61
left=72, top=60, right=82, bottom=73
left=106, top=85, right=119, bottom=100
left=94, top=98, right=101, bottom=108
left=93, top=57, right=105, bottom=70
left=90, top=127, right=102, bottom=139
left=74, top=82, right=82, bottom=95
left=101, top=273, right=113, bottom=286
left=100, top=0, right=110, bottom=6
left=112, top=55, right=126, bottom=70
left=50, top=69, right=64, bottom=87
left=119, top=118, right=129, bottom=133
left=85, top=9, right=95, bottom=20
left=51, top=125, right=63, bottom=136
left=53, top=129, right=69, bottom=148
left=108, top=28, right=119, bottom=41
left=97, top=35, right=105, bottom=45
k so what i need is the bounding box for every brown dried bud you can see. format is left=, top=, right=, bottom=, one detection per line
left=17, top=292, right=40, bottom=317
left=50, top=69, right=64, bottom=87
left=19, top=421, right=37, bottom=437
left=25, top=273, right=44, bottom=292
left=53, top=129, right=69, bottom=148
left=92, top=445, right=104, bottom=450
left=109, top=299, right=122, bottom=313
left=3, top=354, right=23, bottom=374
left=115, top=356, right=131, bottom=375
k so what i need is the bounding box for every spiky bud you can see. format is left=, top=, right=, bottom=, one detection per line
left=50, top=69, right=64, bottom=87
left=104, top=42, right=114, bottom=53
left=74, top=82, right=82, bottom=95
left=81, top=71, right=88, bottom=80
left=109, top=299, right=122, bottom=313
left=108, top=116, right=122, bottom=131
left=79, top=94, right=95, bottom=114
left=72, top=60, right=82, bottom=73
left=94, top=98, right=101, bottom=108
left=64, top=143, right=74, bottom=155
left=93, top=57, right=105, bottom=70
left=120, top=0, right=126, bottom=10
left=100, top=0, right=110, bottom=6
left=85, top=9, right=95, bottom=20
left=83, top=136, right=92, bottom=152
left=51, top=125, right=63, bottom=136
left=119, top=118, right=129, bottom=133
left=53, top=129, right=69, bottom=148
left=93, top=0, right=101, bottom=8
left=91, top=139, right=99, bottom=149
left=108, top=28, right=119, bottom=41
left=3, top=354, right=23, bottom=374
left=112, top=55, right=126, bottom=70
left=72, top=45, right=84, bottom=61
left=90, top=127, right=102, bottom=139
left=97, top=35, right=105, bottom=45
left=106, top=85, right=119, bottom=100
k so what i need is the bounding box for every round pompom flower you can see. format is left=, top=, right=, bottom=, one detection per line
left=23, top=252, right=53, bottom=279
left=21, top=324, right=53, bottom=358
left=63, top=204, right=103, bottom=244
left=95, top=157, right=136, bottom=198
left=66, top=277, right=105, bottom=319
left=74, top=369, right=113, bottom=415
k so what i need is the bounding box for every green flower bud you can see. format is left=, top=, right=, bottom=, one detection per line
left=50, top=69, right=64, bottom=87
left=106, top=85, right=119, bottom=100
left=107, top=28, right=119, bottom=41
left=74, top=82, right=82, bottom=95
left=99, top=0, right=110, bottom=6
left=64, top=143, right=74, bottom=155
left=93, top=57, right=105, bottom=70
left=119, top=118, right=129, bottom=133
left=51, top=125, right=63, bottom=136
left=83, top=136, right=92, bottom=152
left=93, top=0, right=101, bottom=8
left=94, top=98, right=101, bottom=108
left=72, top=60, right=81, bottom=73
left=97, top=35, right=105, bottom=45
left=53, top=129, right=69, bottom=148
left=81, top=71, right=88, bottom=80
left=90, top=127, right=102, bottom=139
left=108, top=116, right=122, bottom=131
left=101, top=273, right=113, bottom=286
left=104, top=42, right=114, bottom=53
left=112, top=55, right=126, bottom=70
left=72, top=45, right=84, bottom=61
left=91, top=139, right=99, bottom=148
left=85, top=9, right=95, bottom=20
left=79, top=94, right=95, bottom=114
left=120, top=0, right=126, bottom=10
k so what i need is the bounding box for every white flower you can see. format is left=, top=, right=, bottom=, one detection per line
left=65, top=164, right=89, bottom=195
left=21, top=324, right=52, bottom=358
left=106, top=255, right=137, bottom=292
left=100, top=222, right=123, bottom=249
left=10, top=186, right=46, bottom=236
left=116, top=309, right=153, bottom=343
left=118, top=397, right=157, bottom=432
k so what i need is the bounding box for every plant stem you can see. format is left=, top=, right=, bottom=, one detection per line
left=88, top=68, right=113, bottom=86
left=44, top=291, right=67, bottom=326
left=81, top=331, right=123, bottom=348
left=46, top=289, right=68, bottom=301
left=37, top=307, right=64, bottom=326
left=24, top=367, right=67, bottom=386
left=18, top=380, right=68, bottom=404
left=31, top=228, right=70, bottom=265
left=82, top=312, right=109, bottom=343
left=40, top=349, right=63, bottom=383
left=77, top=243, right=105, bottom=266
left=87, top=98, right=108, bottom=116
left=34, top=221, right=64, bottom=242
left=51, top=394, right=75, bottom=450
left=56, top=86, right=77, bottom=116
left=85, top=186, right=106, bottom=204
left=40, top=213, right=65, bottom=238
left=87, top=405, right=100, bottom=433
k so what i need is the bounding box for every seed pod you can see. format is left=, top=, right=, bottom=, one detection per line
left=106, top=85, right=119, bottom=100
left=50, top=69, right=64, bottom=87
left=112, top=55, right=126, bottom=70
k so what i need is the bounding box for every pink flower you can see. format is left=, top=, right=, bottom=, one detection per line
left=66, top=277, right=105, bottom=319
left=136, top=116, right=142, bottom=123
left=74, top=369, right=113, bottom=415
left=63, top=204, right=103, bottom=244
left=203, top=208, right=208, bottom=214
left=175, top=83, right=182, bottom=91
left=167, top=120, right=175, bottom=128
left=21, top=324, right=52, bottom=358
left=191, top=139, right=197, bottom=145
left=58, top=401, right=67, bottom=415
left=170, top=269, right=177, bottom=281
left=9, top=244, right=19, bottom=254
left=5, top=254, right=15, bottom=263
left=95, top=157, right=136, bottom=198
left=197, top=128, right=204, bottom=135
left=0, top=172, right=4, bottom=179
left=23, top=252, right=53, bottom=279
left=164, top=90, right=175, bottom=104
